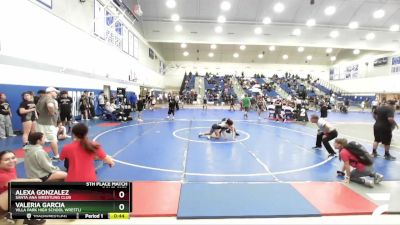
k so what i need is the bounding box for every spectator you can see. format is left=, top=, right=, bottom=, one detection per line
left=79, top=92, right=90, bottom=120
left=57, top=121, right=69, bottom=140
left=60, top=123, right=114, bottom=182
left=129, top=92, right=137, bottom=111
left=98, top=91, right=106, bottom=110
left=36, top=87, right=60, bottom=160
left=89, top=92, right=96, bottom=119
left=136, top=95, right=145, bottom=122
left=0, top=150, right=43, bottom=225
left=23, top=132, right=67, bottom=181
left=34, top=90, right=46, bottom=105
left=18, top=91, right=37, bottom=145
left=371, top=100, right=398, bottom=160
left=58, top=91, right=73, bottom=133
left=0, top=93, right=16, bottom=139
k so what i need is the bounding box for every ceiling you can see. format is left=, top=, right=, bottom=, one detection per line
left=138, top=0, right=400, bottom=63
left=151, top=42, right=389, bottom=65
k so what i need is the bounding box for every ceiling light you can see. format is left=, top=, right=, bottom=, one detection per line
left=269, top=46, right=276, bottom=51
left=166, top=0, right=176, bottom=9
left=171, top=14, right=180, bottom=21
left=330, top=56, right=336, bottom=61
left=389, top=24, right=399, bottom=32
left=324, top=6, right=336, bottom=16
left=183, top=51, right=189, bottom=56
left=306, top=55, right=312, bottom=60
left=220, top=1, right=231, bottom=11
left=217, top=15, right=226, bottom=23
left=262, top=17, right=272, bottom=24
left=282, top=54, right=288, bottom=60
left=373, top=9, right=385, bottom=19
left=258, top=54, right=264, bottom=59
left=326, top=48, right=333, bottom=53
left=292, top=28, right=301, bottom=36
left=180, top=43, right=187, bottom=48
left=174, top=24, right=182, bottom=32
left=365, top=32, right=375, bottom=40
left=239, top=45, right=246, bottom=50
left=329, top=30, right=339, bottom=38
left=306, top=19, right=316, bottom=27
left=353, top=49, right=360, bottom=55
left=254, top=27, right=262, bottom=35
left=215, top=26, right=223, bottom=33
left=298, top=47, right=304, bottom=52
left=210, top=44, right=217, bottom=49
left=274, top=2, right=285, bottom=13
left=348, top=21, right=359, bottom=29
left=233, top=53, right=239, bottom=58
left=208, top=52, right=214, bottom=58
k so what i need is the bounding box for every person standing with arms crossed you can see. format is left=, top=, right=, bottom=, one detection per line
left=36, top=87, right=60, bottom=161
left=371, top=100, right=398, bottom=160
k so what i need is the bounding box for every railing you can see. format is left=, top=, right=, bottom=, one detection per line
left=233, top=77, right=247, bottom=100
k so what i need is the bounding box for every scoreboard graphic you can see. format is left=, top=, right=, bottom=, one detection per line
left=8, top=182, right=131, bottom=219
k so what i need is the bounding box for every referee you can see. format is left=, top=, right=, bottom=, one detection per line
left=372, top=100, right=398, bottom=160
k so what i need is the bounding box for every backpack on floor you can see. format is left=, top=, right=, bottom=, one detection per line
left=345, top=141, right=374, bottom=166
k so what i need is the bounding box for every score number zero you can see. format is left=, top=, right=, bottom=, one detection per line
left=117, top=191, right=127, bottom=211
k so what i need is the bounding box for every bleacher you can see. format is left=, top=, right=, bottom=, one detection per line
left=256, top=78, right=278, bottom=97
left=314, top=83, right=332, bottom=95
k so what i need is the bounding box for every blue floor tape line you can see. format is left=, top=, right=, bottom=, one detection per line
left=177, top=183, right=321, bottom=219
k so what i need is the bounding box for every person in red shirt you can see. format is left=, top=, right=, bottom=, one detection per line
left=0, top=151, right=43, bottom=225
left=60, top=123, right=114, bottom=182
left=334, top=138, right=383, bottom=188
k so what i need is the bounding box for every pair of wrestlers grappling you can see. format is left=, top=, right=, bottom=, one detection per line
left=198, top=118, right=239, bottom=140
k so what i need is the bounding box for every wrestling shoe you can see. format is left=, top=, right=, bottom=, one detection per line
left=384, top=154, right=396, bottom=161
left=312, top=146, right=322, bottom=149
left=374, top=173, right=384, bottom=184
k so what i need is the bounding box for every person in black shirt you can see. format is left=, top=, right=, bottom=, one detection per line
left=372, top=100, right=398, bottom=160
left=320, top=102, right=328, bottom=118
left=0, top=93, right=16, bottom=139
left=18, top=91, right=37, bottom=145
left=136, top=95, right=145, bottom=122
left=167, top=97, right=176, bottom=120
left=58, top=91, right=73, bottom=132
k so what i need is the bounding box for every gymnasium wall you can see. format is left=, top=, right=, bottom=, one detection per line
left=0, top=0, right=168, bottom=131
left=164, top=61, right=329, bottom=89
left=0, top=0, right=165, bottom=88
left=330, top=51, right=400, bottom=93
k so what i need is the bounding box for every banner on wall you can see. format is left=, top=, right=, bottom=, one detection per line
left=344, top=64, right=359, bottom=79
left=128, top=31, right=134, bottom=56
left=133, top=36, right=139, bottom=59
left=105, top=10, right=122, bottom=49
left=374, top=57, right=388, bottom=67
left=149, top=48, right=155, bottom=59
left=160, top=61, right=166, bottom=75
left=122, top=25, right=129, bottom=53
left=392, top=56, right=400, bottom=74
left=94, top=0, right=105, bottom=39
left=329, top=67, right=340, bottom=80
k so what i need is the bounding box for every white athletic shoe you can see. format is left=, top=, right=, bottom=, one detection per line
left=207, top=135, right=211, bottom=140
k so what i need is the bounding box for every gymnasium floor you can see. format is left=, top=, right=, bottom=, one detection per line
left=2, top=108, right=400, bottom=223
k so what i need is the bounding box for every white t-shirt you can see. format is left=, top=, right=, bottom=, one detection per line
left=317, top=118, right=335, bottom=133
